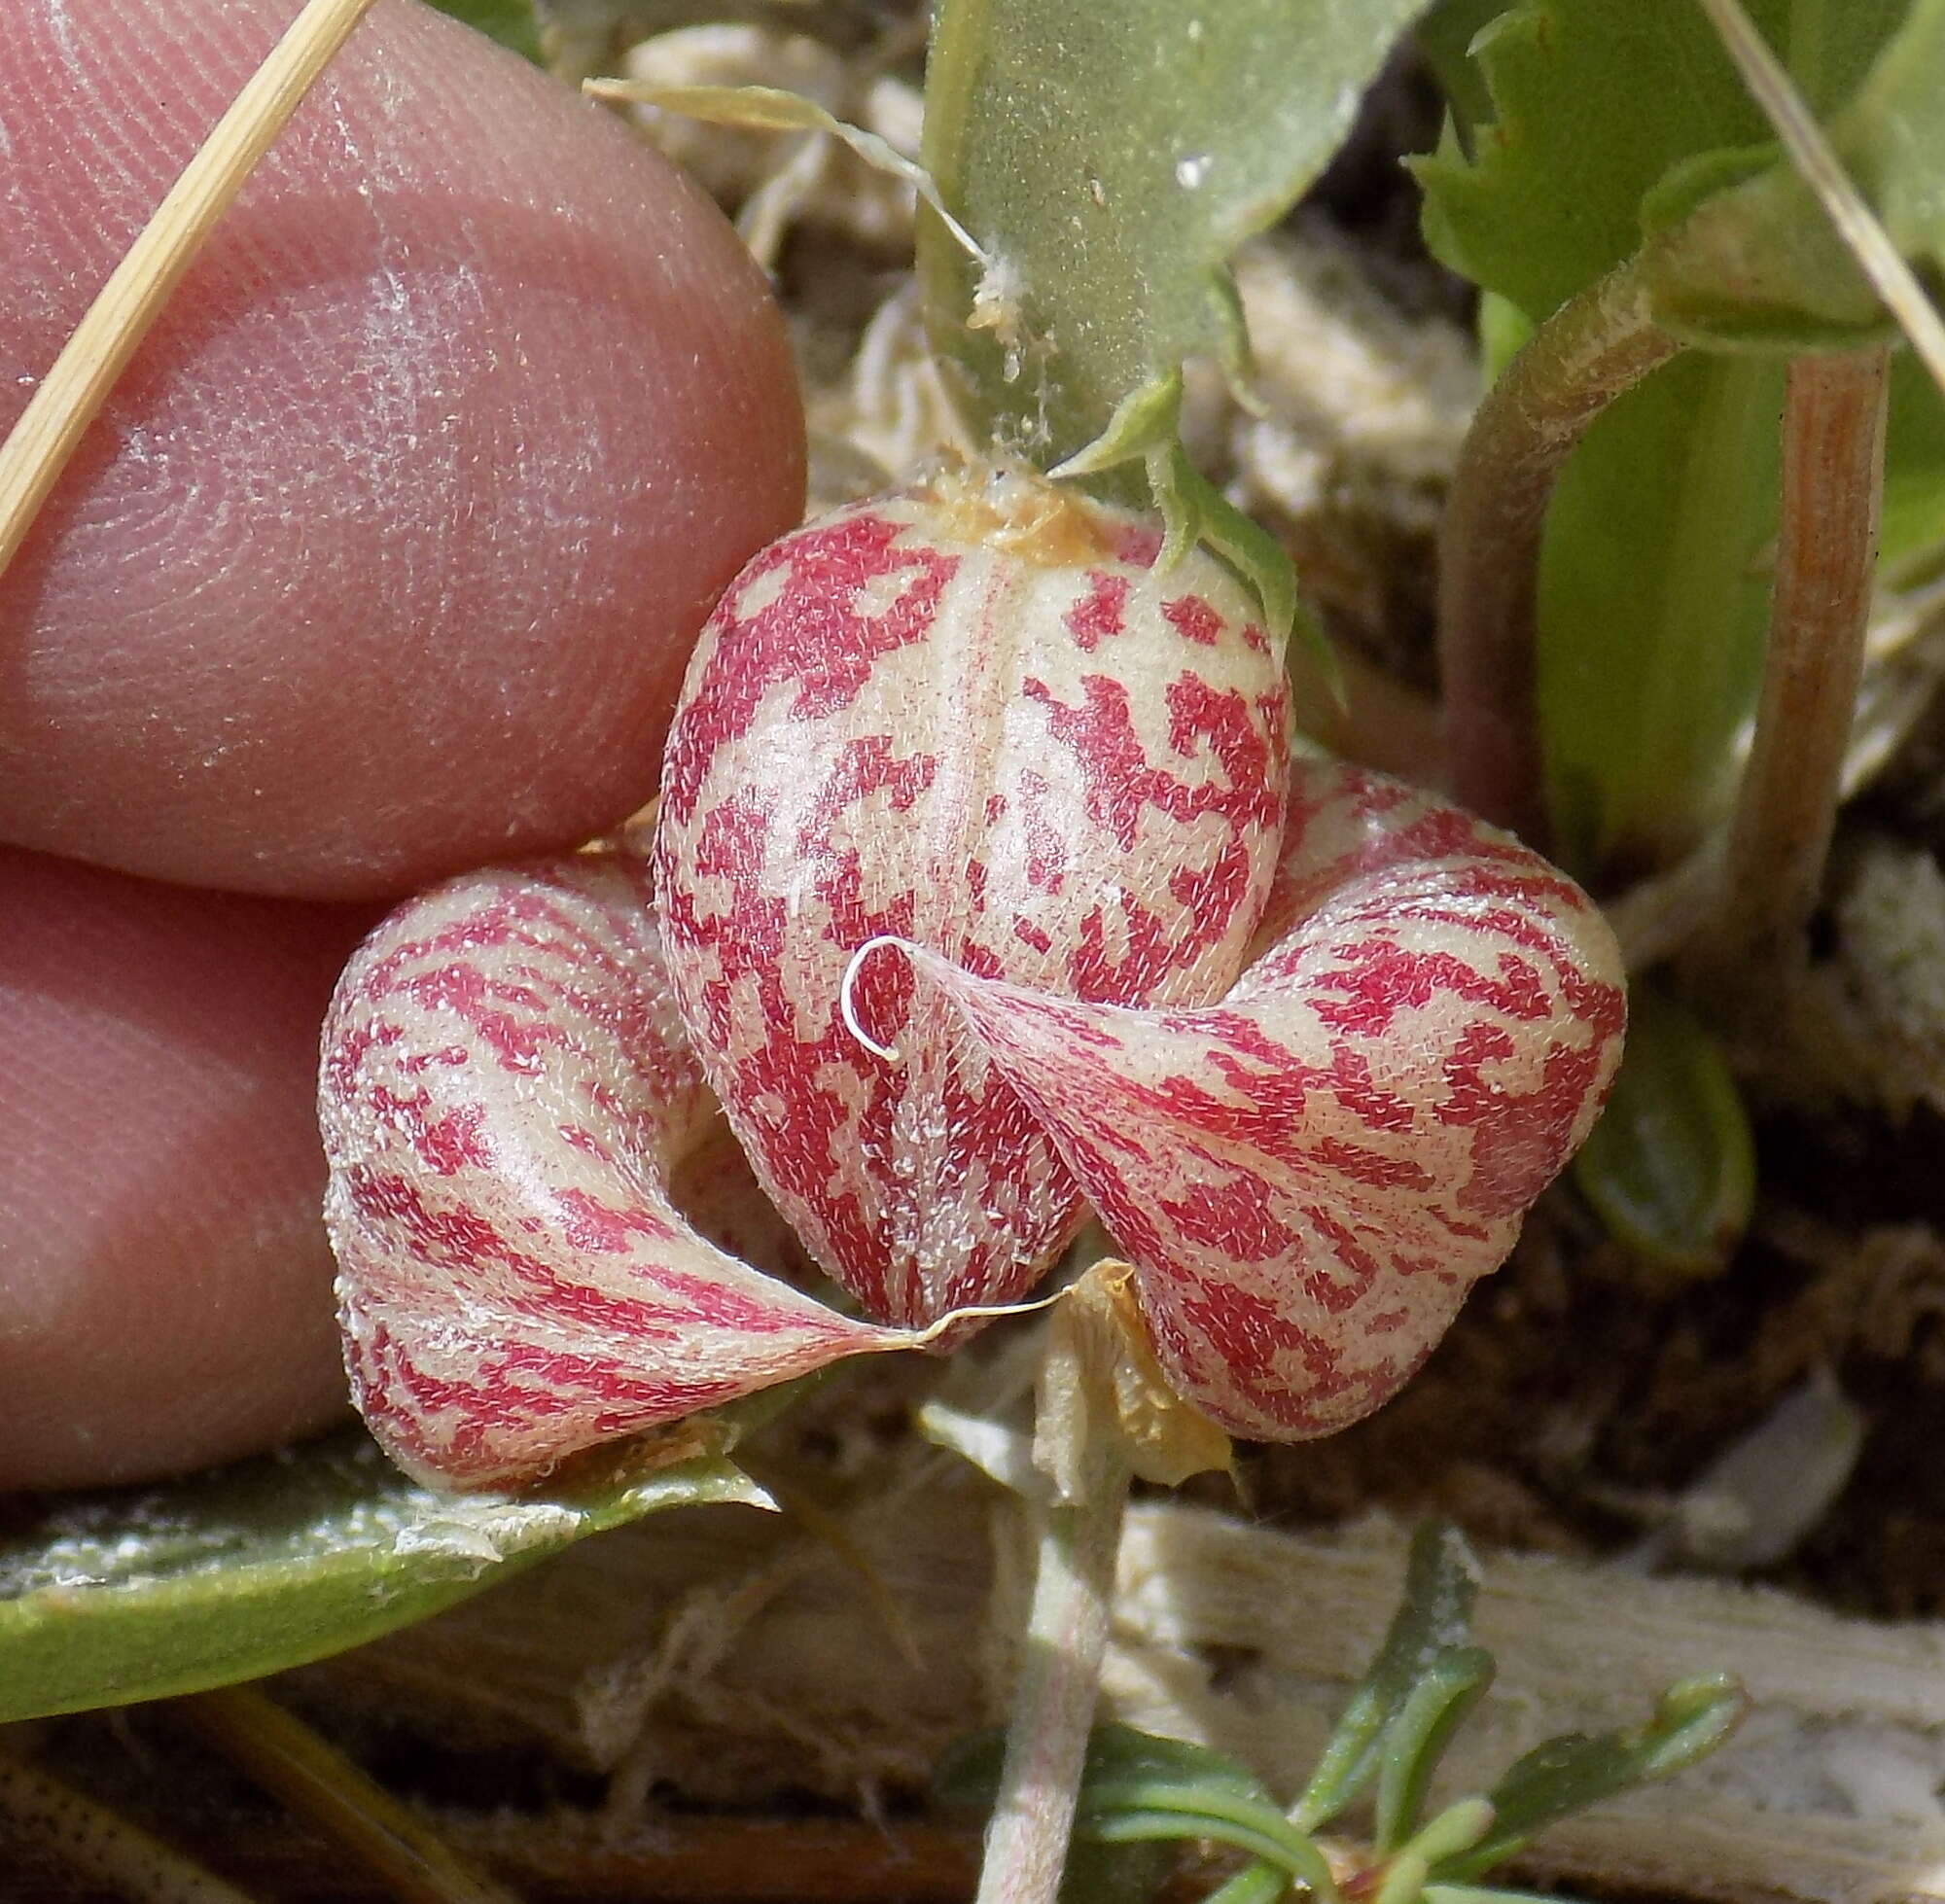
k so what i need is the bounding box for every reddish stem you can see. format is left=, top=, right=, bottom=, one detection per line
left=1700, top=345, right=1890, bottom=989
left=1438, top=262, right=1682, bottom=848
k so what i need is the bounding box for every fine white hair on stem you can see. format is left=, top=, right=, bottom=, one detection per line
left=839, top=934, right=915, bottom=1063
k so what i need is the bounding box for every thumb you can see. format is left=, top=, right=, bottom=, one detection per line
left=0, top=0, right=803, bottom=899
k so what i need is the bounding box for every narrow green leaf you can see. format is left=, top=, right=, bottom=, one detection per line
left=1537, top=348, right=1784, bottom=874
left=0, top=1417, right=771, bottom=1721
left=1431, top=1675, right=1747, bottom=1880
left=425, top=0, right=543, bottom=62
left=1199, top=1869, right=1291, bottom=1904
left=935, top=1723, right=1332, bottom=1899
left=1083, top=1810, right=1312, bottom=1880
left=917, top=0, right=1430, bottom=467
left=1293, top=1522, right=1483, bottom=1831
left=1883, top=351, right=1945, bottom=573
left=936, top=1721, right=1274, bottom=1816
left=1372, top=1648, right=1496, bottom=1851
left=1572, top=985, right=1756, bottom=1279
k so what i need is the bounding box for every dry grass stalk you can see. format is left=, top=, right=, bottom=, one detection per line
left=0, top=0, right=379, bottom=586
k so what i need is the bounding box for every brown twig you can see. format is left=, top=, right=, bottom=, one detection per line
left=0, top=0, right=379, bottom=587
left=177, top=1685, right=523, bottom=1904
left=1694, top=346, right=1889, bottom=996
left=1437, top=262, right=1683, bottom=848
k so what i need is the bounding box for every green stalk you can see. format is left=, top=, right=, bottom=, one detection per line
left=1439, top=258, right=1683, bottom=848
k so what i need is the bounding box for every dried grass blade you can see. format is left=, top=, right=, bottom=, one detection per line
left=0, top=0, right=380, bottom=586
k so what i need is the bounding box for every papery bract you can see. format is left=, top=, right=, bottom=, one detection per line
left=320, top=855, right=915, bottom=1489
left=654, top=472, right=1290, bottom=1327
left=863, top=760, right=1627, bottom=1438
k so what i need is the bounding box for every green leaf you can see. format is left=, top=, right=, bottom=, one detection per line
left=937, top=1721, right=1275, bottom=1817
left=1415, top=0, right=1514, bottom=138
left=1843, top=0, right=1945, bottom=275
left=0, top=1418, right=770, bottom=1721
left=1293, top=1522, right=1485, bottom=1832
left=425, top=0, right=544, bottom=62
left=1431, top=1675, right=1747, bottom=1880
left=1416, top=0, right=1907, bottom=325
left=1534, top=350, right=1783, bottom=874
left=1652, top=0, right=1945, bottom=348
left=1883, top=349, right=1945, bottom=574
left=937, top=1724, right=1337, bottom=1900
left=1372, top=1647, right=1496, bottom=1851
left=1572, top=984, right=1756, bottom=1279
left=916, top=0, right=1430, bottom=469
left=1417, top=3, right=1906, bottom=867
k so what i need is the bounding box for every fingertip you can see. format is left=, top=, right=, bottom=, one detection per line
left=0, top=850, right=374, bottom=1489
left=0, top=0, right=804, bottom=899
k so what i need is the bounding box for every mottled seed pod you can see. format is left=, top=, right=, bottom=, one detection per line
left=324, top=478, right=1625, bottom=1491
left=654, top=468, right=1290, bottom=1328
left=863, top=760, right=1627, bottom=1438
left=320, top=855, right=914, bottom=1489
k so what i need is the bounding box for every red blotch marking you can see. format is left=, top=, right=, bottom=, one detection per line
left=1161, top=594, right=1220, bottom=645
left=796, top=733, right=937, bottom=859
left=1017, top=771, right=1069, bottom=895
left=1157, top=1168, right=1295, bottom=1264
left=1065, top=571, right=1130, bottom=651
left=1309, top=942, right=1552, bottom=1039
left=1440, top=1018, right=1614, bottom=1219
left=662, top=509, right=957, bottom=825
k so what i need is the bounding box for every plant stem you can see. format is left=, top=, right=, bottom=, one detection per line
left=1438, top=260, right=1683, bottom=847
left=1693, top=344, right=1889, bottom=994
left=974, top=1309, right=1133, bottom=1904
left=178, top=1685, right=522, bottom=1904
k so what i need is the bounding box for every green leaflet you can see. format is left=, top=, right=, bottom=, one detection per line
left=1432, top=1675, right=1747, bottom=1880
left=1292, top=1522, right=1487, bottom=1834
left=1572, top=985, right=1756, bottom=1280
left=919, top=0, right=1431, bottom=465
left=913, top=0, right=1427, bottom=633
left=1845, top=0, right=1945, bottom=275
left=1416, top=0, right=1907, bottom=323
left=425, top=0, right=544, bottom=62
left=0, top=1418, right=769, bottom=1722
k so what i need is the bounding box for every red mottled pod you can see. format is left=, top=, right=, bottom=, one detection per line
left=654, top=469, right=1289, bottom=1327
left=320, top=855, right=916, bottom=1489
left=853, top=760, right=1627, bottom=1438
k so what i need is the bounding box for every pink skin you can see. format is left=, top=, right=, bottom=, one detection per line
left=0, top=0, right=803, bottom=1489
